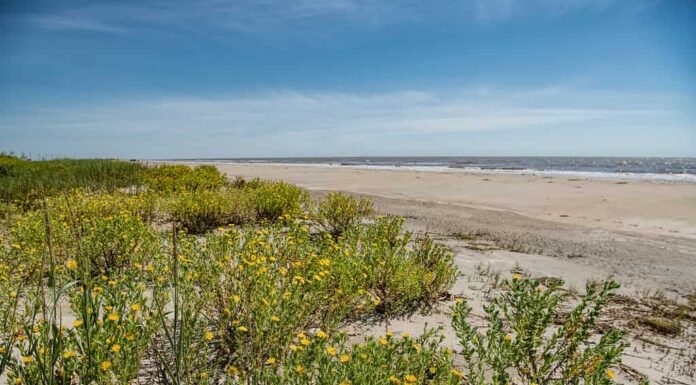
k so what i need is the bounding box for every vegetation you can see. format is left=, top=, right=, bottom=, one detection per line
left=314, top=192, right=373, bottom=237
left=0, top=157, right=631, bottom=384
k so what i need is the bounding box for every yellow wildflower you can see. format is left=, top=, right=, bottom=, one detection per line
left=606, top=369, right=616, bottom=379
left=130, top=304, right=141, bottom=312
left=110, top=344, right=121, bottom=353
left=295, top=365, right=306, bottom=374
left=205, top=331, right=214, bottom=341
left=237, top=326, right=248, bottom=332
left=265, top=357, right=276, bottom=365
left=340, top=354, right=351, bottom=363
left=227, top=366, right=239, bottom=376
left=107, top=312, right=119, bottom=321
left=326, top=346, right=337, bottom=356
left=101, top=361, right=112, bottom=371
left=66, top=259, right=78, bottom=270
left=405, top=374, right=417, bottom=383
left=379, top=338, right=388, bottom=346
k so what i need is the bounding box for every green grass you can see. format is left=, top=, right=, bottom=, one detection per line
left=0, top=154, right=145, bottom=206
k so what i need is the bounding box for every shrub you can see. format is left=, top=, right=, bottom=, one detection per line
left=246, top=328, right=461, bottom=384
left=313, top=192, right=373, bottom=237
left=166, top=189, right=256, bottom=233
left=249, top=181, right=309, bottom=221
left=143, top=164, right=227, bottom=193
left=451, top=277, right=628, bottom=385
left=339, top=216, right=458, bottom=315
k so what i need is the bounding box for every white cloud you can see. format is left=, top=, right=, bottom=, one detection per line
left=1, top=87, right=681, bottom=158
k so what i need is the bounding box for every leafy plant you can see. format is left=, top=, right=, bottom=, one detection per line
left=451, top=276, right=628, bottom=385
left=313, top=192, right=373, bottom=237
left=166, top=189, right=256, bottom=234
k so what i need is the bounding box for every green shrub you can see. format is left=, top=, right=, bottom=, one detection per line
left=249, top=181, right=309, bottom=221
left=143, top=164, right=227, bottom=193
left=167, top=189, right=256, bottom=234
left=314, top=192, right=373, bottom=237
left=451, top=277, right=628, bottom=385
left=339, top=216, right=458, bottom=315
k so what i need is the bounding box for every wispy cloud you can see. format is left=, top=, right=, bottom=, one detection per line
left=16, top=0, right=634, bottom=35
left=1, top=87, right=683, bottom=158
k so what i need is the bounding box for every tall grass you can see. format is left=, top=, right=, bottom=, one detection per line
left=0, top=155, right=145, bottom=206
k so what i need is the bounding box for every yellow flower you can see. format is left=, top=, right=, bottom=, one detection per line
left=405, top=374, right=417, bottom=383
left=265, top=357, right=276, bottom=365
left=379, top=338, right=388, bottom=346
left=451, top=369, right=464, bottom=378
left=606, top=369, right=616, bottom=379
left=340, top=354, right=351, bottom=363
left=385, top=331, right=393, bottom=337
left=205, top=331, right=214, bottom=341
left=372, top=296, right=381, bottom=306
left=289, top=344, right=299, bottom=352
left=130, top=304, right=141, bottom=312
left=300, top=337, right=311, bottom=346
left=389, top=375, right=401, bottom=384
left=233, top=295, right=241, bottom=303
left=66, top=259, right=78, bottom=270
left=227, top=366, right=239, bottom=376
left=22, top=356, right=33, bottom=364
left=401, top=332, right=410, bottom=338
left=237, top=326, right=248, bottom=332
left=270, top=315, right=280, bottom=322
left=429, top=367, right=437, bottom=374
left=295, top=365, right=306, bottom=374
left=63, top=351, right=77, bottom=359
left=504, top=334, right=513, bottom=342
left=101, top=361, right=112, bottom=371
left=110, top=344, right=121, bottom=353
left=125, top=333, right=135, bottom=341
left=513, top=273, right=521, bottom=281
left=326, top=346, right=337, bottom=356
left=316, top=330, right=328, bottom=339
left=412, top=343, right=421, bottom=352
left=107, top=312, right=119, bottom=321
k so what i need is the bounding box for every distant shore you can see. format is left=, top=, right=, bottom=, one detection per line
left=163, top=160, right=696, bottom=296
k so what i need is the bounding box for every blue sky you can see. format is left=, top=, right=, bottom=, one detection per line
left=0, top=0, right=694, bottom=158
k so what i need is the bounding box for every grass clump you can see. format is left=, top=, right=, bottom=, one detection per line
left=142, top=164, right=227, bottom=193
left=0, top=154, right=145, bottom=207
left=452, top=276, right=628, bottom=385
left=248, top=180, right=309, bottom=221
left=166, top=189, right=256, bottom=234
left=314, top=192, right=373, bottom=237
left=641, top=316, right=681, bottom=335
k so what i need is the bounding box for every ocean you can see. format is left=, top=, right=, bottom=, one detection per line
left=173, top=157, right=696, bottom=183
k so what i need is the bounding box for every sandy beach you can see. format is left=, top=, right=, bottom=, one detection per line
left=170, top=162, right=696, bottom=296
left=156, top=161, right=696, bottom=384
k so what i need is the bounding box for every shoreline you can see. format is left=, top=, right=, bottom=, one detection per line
left=149, top=160, right=696, bottom=184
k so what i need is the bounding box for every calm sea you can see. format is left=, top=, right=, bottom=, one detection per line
left=174, top=157, right=696, bottom=183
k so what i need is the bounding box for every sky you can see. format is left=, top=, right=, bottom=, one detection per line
left=0, top=0, right=694, bottom=159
